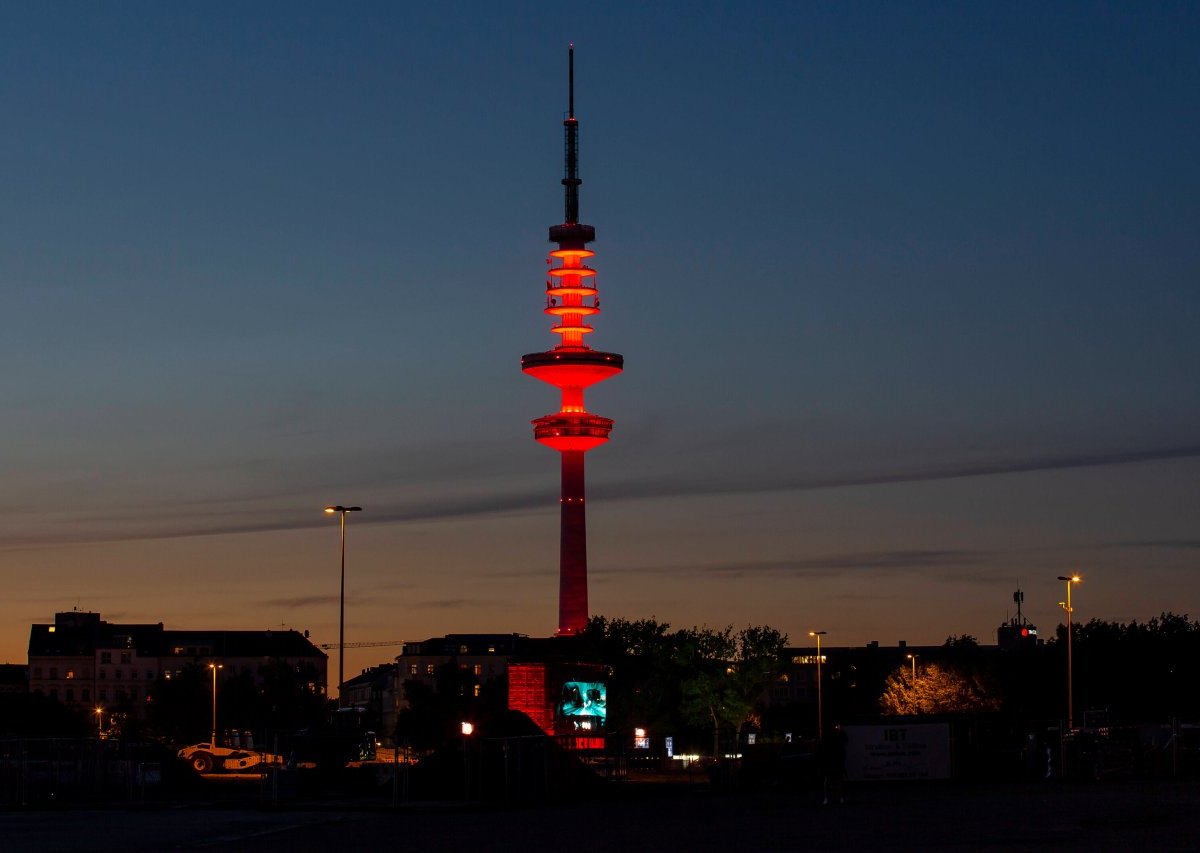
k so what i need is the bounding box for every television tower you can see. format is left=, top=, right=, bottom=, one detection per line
left=521, top=46, right=624, bottom=636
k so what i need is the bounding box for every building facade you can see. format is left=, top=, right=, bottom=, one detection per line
left=28, top=611, right=327, bottom=718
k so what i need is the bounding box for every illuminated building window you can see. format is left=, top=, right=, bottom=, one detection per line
left=473, top=664, right=482, bottom=676
left=459, top=645, right=468, bottom=654
left=488, top=646, right=495, bottom=654
left=425, top=664, right=435, bottom=676
left=48, top=626, right=55, bottom=633
left=474, top=685, right=481, bottom=697
left=409, top=664, right=418, bottom=676
left=66, top=670, right=75, bottom=679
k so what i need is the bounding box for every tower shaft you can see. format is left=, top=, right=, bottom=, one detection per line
left=559, top=451, right=588, bottom=632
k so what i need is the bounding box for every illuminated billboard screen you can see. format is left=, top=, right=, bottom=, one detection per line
left=558, top=681, right=606, bottom=727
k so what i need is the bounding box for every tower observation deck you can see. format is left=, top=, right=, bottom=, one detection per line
left=521, top=46, right=624, bottom=636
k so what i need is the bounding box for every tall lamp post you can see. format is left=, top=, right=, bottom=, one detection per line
left=208, top=663, right=223, bottom=745
left=810, top=631, right=827, bottom=739
left=907, top=653, right=919, bottom=682
left=1057, top=575, right=1082, bottom=729
left=325, top=505, right=362, bottom=706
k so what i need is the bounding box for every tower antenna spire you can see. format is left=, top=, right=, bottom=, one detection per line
left=562, top=44, right=581, bottom=225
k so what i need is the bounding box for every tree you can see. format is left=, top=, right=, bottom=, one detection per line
left=678, top=624, right=788, bottom=756
left=578, top=616, right=684, bottom=736
left=879, top=662, right=1000, bottom=715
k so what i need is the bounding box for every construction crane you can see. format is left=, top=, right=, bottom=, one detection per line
left=317, top=640, right=405, bottom=650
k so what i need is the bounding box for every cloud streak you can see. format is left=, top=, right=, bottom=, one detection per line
left=597, top=549, right=992, bottom=581
left=1, top=442, right=1196, bottom=549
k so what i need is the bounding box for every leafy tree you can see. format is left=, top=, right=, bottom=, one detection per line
left=1064, top=612, right=1200, bottom=721
left=578, top=616, right=684, bottom=736
left=0, top=692, right=88, bottom=736
left=879, top=662, right=1000, bottom=715
left=678, top=624, right=788, bottom=756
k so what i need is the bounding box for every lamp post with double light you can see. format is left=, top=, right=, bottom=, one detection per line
left=1057, top=575, right=1082, bottom=729
left=325, top=505, right=362, bottom=706
left=810, top=631, right=827, bottom=739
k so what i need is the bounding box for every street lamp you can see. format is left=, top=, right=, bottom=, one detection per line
left=208, top=663, right=223, bottom=746
left=94, top=706, right=104, bottom=739
left=1057, top=575, right=1082, bottom=729
left=461, top=721, right=474, bottom=802
left=810, top=631, right=827, bottom=739
left=325, top=505, right=363, bottom=707
left=907, top=653, right=919, bottom=682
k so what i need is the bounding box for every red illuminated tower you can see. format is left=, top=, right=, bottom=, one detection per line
left=522, top=46, right=623, bottom=636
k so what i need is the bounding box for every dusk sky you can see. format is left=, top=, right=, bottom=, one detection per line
left=1, top=2, right=1197, bottom=681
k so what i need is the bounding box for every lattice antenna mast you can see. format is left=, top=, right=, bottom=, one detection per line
left=563, top=44, right=581, bottom=225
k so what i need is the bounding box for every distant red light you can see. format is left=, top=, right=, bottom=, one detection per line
left=1021, top=628, right=1028, bottom=636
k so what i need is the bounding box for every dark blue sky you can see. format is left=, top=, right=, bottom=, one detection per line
left=1, top=2, right=1197, bottom=669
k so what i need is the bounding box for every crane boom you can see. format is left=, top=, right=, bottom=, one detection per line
left=317, top=640, right=404, bottom=650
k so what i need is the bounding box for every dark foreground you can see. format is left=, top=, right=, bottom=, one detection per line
left=3, top=779, right=1200, bottom=852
